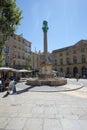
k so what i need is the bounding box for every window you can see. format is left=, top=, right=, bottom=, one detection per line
left=14, top=51, right=16, bottom=58
left=66, top=51, right=69, bottom=55
left=18, top=61, right=20, bottom=65
left=28, top=46, right=31, bottom=52
left=82, top=55, right=85, bottom=63
left=22, top=53, right=25, bottom=59
left=73, top=50, right=76, bottom=54
left=60, top=68, right=63, bottom=72
left=18, top=52, right=20, bottom=58
left=66, top=58, right=70, bottom=64
left=22, top=46, right=24, bottom=50
left=60, top=53, right=63, bottom=56
left=81, top=48, right=85, bottom=52
left=66, top=67, right=70, bottom=73
left=18, top=37, right=21, bottom=41
left=73, top=56, right=77, bottom=64
left=4, top=46, right=9, bottom=53
left=23, top=39, right=25, bottom=43
left=18, top=43, right=20, bottom=49
left=54, top=59, right=57, bottom=65
left=60, top=58, right=63, bottom=65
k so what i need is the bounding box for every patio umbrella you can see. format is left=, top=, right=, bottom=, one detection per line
left=0, top=67, right=13, bottom=71
left=18, top=69, right=32, bottom=72
left=0, top=67, right=19, bottom=72
left=0, top=67, right=19, bottom=79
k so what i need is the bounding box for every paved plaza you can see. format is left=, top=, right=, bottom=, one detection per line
left=0, top=79, right=87, bottom=130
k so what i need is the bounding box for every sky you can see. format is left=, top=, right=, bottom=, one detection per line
left=16, top=0, right=87, bottom=53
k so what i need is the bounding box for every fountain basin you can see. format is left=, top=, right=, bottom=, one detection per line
left=26, top=78, right=67, bottom=86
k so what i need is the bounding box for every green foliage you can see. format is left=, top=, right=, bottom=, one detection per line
left=0, top=0, right=22, bottom=65
left=0, top=0, right=22, bottom=36
left=25, top=55, right=31, bottom=70
left=0, top=51, right=5, bottom=67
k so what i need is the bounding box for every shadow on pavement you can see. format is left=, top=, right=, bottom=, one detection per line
left=2, top=92, right=10, bottom=98
left=2, top=86, right=36, bottom=98
left=16, top=86, right=36, bottom=95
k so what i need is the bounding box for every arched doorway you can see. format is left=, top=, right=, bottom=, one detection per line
left=73, top=67, right=78, bottom=77
left=82, top=66, right=87, bottom=78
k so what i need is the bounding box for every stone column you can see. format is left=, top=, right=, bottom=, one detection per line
left=39, top=20, right=52, bottom=79
left=42, top=20, right=49, bottom=62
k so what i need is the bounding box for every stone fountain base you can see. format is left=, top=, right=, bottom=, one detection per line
left=27, top=61, right=67, bottom=87
left=26, top=77, right=67, bottom=86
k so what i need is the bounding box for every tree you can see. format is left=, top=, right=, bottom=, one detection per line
left=0, top=51, right=5, bottom=66
left=0, top=0, right=22, bottom=66
left=25, top=55, right=31, bottom=70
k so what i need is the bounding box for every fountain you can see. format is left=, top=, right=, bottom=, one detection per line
left=27, top=20, right=67, bottom=86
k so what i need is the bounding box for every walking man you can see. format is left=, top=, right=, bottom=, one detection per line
left=8, top=77, right=17, bottom=94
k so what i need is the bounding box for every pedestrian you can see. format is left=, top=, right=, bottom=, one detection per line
left=2, top=78, right=11, bottom=97
left=76, top=73, right=79, bottom=82
left=0, top=78, right=2, bottom=92
left=8, top=77, right=17, bottom=94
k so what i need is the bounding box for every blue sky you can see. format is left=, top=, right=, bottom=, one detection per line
left=16, top=0, right=87, bottom=52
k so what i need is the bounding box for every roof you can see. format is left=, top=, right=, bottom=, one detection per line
left=52, top=40, right=87, bottom=53
left=74, top=40, right=87, bottom=46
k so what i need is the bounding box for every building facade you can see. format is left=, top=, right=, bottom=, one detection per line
left=4, top=34, right=32, bottom=69
left=52, top=40, right=87, bottom=78
left=30, top=51, right=41, bottom=76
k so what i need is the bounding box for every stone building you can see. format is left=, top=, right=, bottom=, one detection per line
left=31, top=51, right=40, bottom=75
left=4, top=34, right=32, bottom=69
left=52, top=40, right=87, bottom=78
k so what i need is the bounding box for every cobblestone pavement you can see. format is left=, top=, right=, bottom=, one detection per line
left=0, top=79, right=87, bottom=130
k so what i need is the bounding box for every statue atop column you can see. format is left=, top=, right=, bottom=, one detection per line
left=42, top=20, right=49, bottom=32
